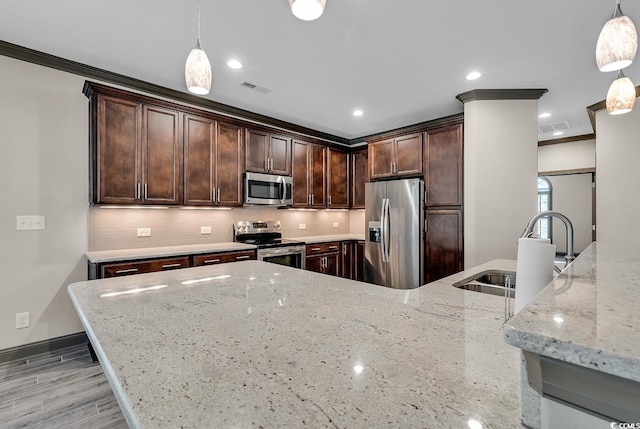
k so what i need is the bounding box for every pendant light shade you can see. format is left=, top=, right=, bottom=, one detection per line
left=606, top=70, right=636, bottom=115
left=596, top=0, right=638, bottom=72
left=185, top=0, right=211, bottom=95
left=289, top=0, right=326, bottom=21
left=185, top=39, right=212, bottom=95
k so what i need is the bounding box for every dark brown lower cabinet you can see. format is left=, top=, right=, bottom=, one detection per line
left=306, top=253, right=339, bottom=276
left=192, top=250, right=256, bottom=266
left=425, top=209, right=463, bottom=283
left=340, top=241, right=365, bottom=281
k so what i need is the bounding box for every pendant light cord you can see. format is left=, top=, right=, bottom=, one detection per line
left=197, top=0, right=201, bottom=44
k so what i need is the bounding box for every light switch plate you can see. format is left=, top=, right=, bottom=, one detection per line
left=137, top=228, right=151, bottom=237
left=299, top=224, right=306, bottom=230
left=200, top=226, right=212, bottom=234
left=16, top=215, right=45, bottom=231
left=333, top=222, right=339, bottom=228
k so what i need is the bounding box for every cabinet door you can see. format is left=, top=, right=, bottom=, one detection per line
left=309, top=144, right=326, bottom=207
left=425, top=209, right=463, bottom=283
left=193, top=250, right=255, bottom=266
left=351, top=148, right=368, bottom=209
left=142, top=105, right=182, bottom=205
left=354, top=241, right=365, bottom=281
left=101, top=256, right=190, bottom=278
left=305, top=254, right=325, bottom=274
left=328, top=149, right=349, bottom=208
left=324, top=252, right=340, bottom=276
left=340, top=242, right=353, bottom=279
left=95, top=95, right=141, bottom=204
left=292, top=140, right=311, bottom=207
left=369, top=139, right=394, bottom=179
left=183, top=114, right=215, bottom=206
left=245, top=128, right=269, bottom=173
left=424, top=124, right=463, bottom=207
left=394, top=133, right=423, bottom=177
left=269, top=134, right=291, bottom=176
left=216, top=121, right=243, bottom=206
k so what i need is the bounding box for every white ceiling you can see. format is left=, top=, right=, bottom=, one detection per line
left=1, top=0, right=639, bottom=141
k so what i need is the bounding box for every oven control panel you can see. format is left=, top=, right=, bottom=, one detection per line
left=234, top=220, right=281, bottom=235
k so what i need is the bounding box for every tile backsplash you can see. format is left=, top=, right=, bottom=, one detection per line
left=89, top=206, right=363, bottom=251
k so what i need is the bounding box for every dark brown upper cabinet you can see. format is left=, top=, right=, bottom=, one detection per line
left=350, top=148, right=368, bottom=209
left=327, top=149, right=349, bottom=208
left=368, top=133, right=423, bottom=180
left=90, top=91, right=182, bottom=205
left=183, top=115, right=243, bottom=207
left=292, top=140, right=326, bottom=208
left=245, top=128, right=291, bottom=176
left=424, top=123, right=463, bottom=207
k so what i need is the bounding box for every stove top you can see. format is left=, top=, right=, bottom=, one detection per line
left=233, top=221, right=305, bottom=249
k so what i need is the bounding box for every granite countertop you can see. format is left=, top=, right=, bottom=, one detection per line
left=68, top=259, right=522, bottom=428
left=504, top=242, right=640, bottom=383
left=294, top=234, right=365, bottom=243
left=86, top=242, right=257, bottom=263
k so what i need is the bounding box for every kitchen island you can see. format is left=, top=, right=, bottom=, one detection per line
left=68, top=259, right=522, bottom=428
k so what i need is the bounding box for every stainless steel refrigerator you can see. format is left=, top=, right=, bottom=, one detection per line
left=364, top=178, right=424, bottom=289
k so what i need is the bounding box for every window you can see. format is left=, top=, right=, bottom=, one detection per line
left=537, top=177, right=552, bottom=241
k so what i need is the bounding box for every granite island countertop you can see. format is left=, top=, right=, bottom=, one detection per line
left=68, top=259, right=523, bottom=428
left=504, top=241, right=640, bottom=383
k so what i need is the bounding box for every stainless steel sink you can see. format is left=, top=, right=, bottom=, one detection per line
left=453, top=270, right=516, bottom=298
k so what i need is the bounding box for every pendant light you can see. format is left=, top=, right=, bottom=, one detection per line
left=289, top=0, right=326, bottom=21
left=185, top=0, right=212, bottom=95
left=596, top=0, right=638, bottom=72
left=606, top=70, right=636, bottom=115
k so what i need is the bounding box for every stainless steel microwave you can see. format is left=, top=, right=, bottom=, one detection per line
left=244, top=172, right=293, bottom=206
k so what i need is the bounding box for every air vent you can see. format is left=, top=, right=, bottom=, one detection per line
left=239, top=81, right=272, bottom=95
left=538, top=120, right=572, bottom=134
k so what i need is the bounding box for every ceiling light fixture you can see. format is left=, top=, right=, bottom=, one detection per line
left=466, top=71, right=481, bottom=81
left=185, top=0, right=212, bottom=95
left=227, top=59, right=243, bottom=69
left=353, top=109, right=363, bottom=117
left=606, top=70, right=636, bottom=115
left=289, top=0, right=326, bottom=21
left=538, top=112, right=551, bottom=118
left=596, top=0, right=638, bottom=72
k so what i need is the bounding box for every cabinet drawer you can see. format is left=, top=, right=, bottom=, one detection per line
left=193, top=250, right=256, bottom=266
left=306, top=242, right=341, bottom=255
left=101, top=256, right=190, bottom=278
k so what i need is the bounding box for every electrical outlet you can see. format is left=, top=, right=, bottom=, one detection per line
left=16, top=215, right=45, bottom=231
left=15, top=312, right=30, bottom=329
left=299, top=223, right=306, bottom=230
left=137, top=228, right=151, bottom=237
left=200, top=226, right=212, bottom=234
left=333, top=222, right=339, bottom=228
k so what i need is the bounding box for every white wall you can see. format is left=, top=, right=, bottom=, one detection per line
left=596, top=106, right=640, bottom=243
left=463, top=99, right=539, bottom=268
left=538, top=139, right=595, bottom=173
left=546, top=174, right=593, bottom=254
left=0, top=56, right=88, bottom=350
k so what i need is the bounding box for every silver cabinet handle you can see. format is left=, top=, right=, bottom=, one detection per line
left=311, top=247, right=321, bottom=251
left=311, top=194, right=314, bottom=205
left=329, top=246, right=338, bottom=250
left=270, top=158, right=273, bottom=171
left=235, top=255, right=251, bottom=260
left=144, top=183, right=148, bottom=199
left=217, top=188, right=221, bottom=203
left=308, top=194, right=311, bottom=205
left=328, top=195, right=332, bottom=206
left=115, top=268, right=138, bottom=274
left=211, top=188, right=216, bottom=202
left=265, top=159, right=268, bottom=171
left=162, top=263, right=181, bottom=269
left=136, top=183, right=141, bottom=200
left=203, top=259, right=220, bottom=264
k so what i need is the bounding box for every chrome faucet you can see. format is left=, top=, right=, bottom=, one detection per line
left=521, top=211, right=575, bottom=266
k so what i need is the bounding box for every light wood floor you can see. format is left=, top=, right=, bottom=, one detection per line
left=0, top=343, right=126, bottom=428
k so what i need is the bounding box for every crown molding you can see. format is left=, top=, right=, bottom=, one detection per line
left=456, top=88, right=548, bottom=103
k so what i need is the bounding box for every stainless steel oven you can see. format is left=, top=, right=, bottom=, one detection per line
left=257, top=245, right=306, bottom=269
left=234, top=221, right=305, bottom=269
left=244, top=172, right=293, bottom=206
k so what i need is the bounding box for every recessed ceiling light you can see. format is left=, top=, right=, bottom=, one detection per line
left=553, top=131, right=564, bottom=136
left=466, top=71, right=481, bottom=81
left=353, top=109, right=363, bottom=117
left=539, top=112, right=551, bottom=118
left=227, top=59, right=243, bottom=69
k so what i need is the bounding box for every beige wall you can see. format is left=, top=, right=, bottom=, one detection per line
left=546, top=174, right=593, bottom=254
left=596, top=106, right=640, bottom=243
left=90, top=207, right=352, bottom=251
left=463, top=99, right=539, bottom=268
left=538, top=139, right=595, bottom=172
left=0, top=56, right=88, bottom=350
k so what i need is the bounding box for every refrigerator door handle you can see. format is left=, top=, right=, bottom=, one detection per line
left=384, top=197, right=391, bottom=263
left=380, top=198, right=387, bottom=263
